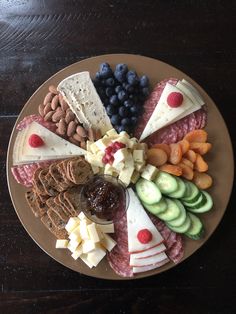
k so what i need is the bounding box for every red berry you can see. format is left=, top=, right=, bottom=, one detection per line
left=102, top=155, right=109, bottom=164
left=105, top=146, right=113, bottom=154
left=106, top=154, right=114, bottom=164
left=137, top=229, right=153, bottom=244
left=113, top=141, right=126, bottom=150
left=28, top=134, right=44, bottom=148
left=167, top=92, right=183, bottom=108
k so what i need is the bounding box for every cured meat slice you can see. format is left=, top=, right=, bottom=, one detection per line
left=134, top=78, right=207, bottom=145
left=11, top=161, right=54, bottom=187
left=16, top=114, right=56, bottom=132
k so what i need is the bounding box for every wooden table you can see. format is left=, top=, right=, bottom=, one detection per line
left=1, top=1, right=235, bottom=313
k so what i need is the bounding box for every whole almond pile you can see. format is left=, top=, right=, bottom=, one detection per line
left=38, top=85, right=101, bottom=148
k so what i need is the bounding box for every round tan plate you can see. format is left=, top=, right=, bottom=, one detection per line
left=7, top=54, right=234, bottom=280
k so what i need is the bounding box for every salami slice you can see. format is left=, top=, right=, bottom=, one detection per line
left=11, top=161, right=54, bottom=187
left=134, top=78, right=207, bottom=145
left=16, top=114, right=56, bottom=132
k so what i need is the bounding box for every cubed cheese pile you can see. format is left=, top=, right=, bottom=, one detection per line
left=55, top=212, right=116, bottom=268
left=85, top=128, right=149, bottom=186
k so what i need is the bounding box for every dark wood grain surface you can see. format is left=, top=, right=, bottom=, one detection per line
left=0, top=1, right=236, bottom=313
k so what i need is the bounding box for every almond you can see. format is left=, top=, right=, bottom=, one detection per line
left=95, top=129, right=102, bottom=140
left=43, top=103, right=52, bottom=115
left=43, top=92, right=54, bottom=106
left=52, top=110, right=64, bottom=123
left=76, top=125, right=87, bottom=137
left=49, top=85, right=58, bottom=95
left=80, top=141, right=86, bottom=149
left=59, top=94, right=69, bottom=111
left=51, top=95, right=59, bottom=110
left=65, top=111, right=75, bottom=124
left=58, top=118, right=67, bottom=135
left=73, top=133, right=82, bottom=142
left=69, top=136, right=79, bottom=146
left=87, top=128, right=95, bottom=141
left=67, top=121, right=77, bottom=137
left=44, top=111, right=54, bottom=121
left=38, top=103, right=45, bottom=117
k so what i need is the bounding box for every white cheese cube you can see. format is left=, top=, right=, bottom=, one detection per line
left=141, top=164, right=158, bottom=181
left=80, top=254, right=94, bottom=268
left=69, top=226, right=82, bottom=243
left=97, top=223, right=114, bottom=233
left=136, top=142, right=148, bottom=152
left=65, top=217, right=80, bottom=233
left=78, top=212, right=91, bottom=223
left=71, top=246, right=83, bottom=260
left=115, top=135, right=129, bottom=145
left=104, top=163, right=114, bottom=175
left=127, top=138, right=138, bottom=149
left=106, top=128, right=118, bottom=137
left=112, top=160, right=125, bottom=171
left=113, top=148, right=129, bottom=163
left=55, top=239, right=69, bottom=249
left=80, top=220, right=90, bottom=240
left=131, top=170, right=140, bottom=184
left=91, top=165, right=100, bottom=174
left=90, top=142, right=100, bottom=154
left=133, top=150, right=144, bottom=163
left=124, top=152, right=134, bottom=168
left=86, top=140, right=94, bottom=153
left=87, top=245, right=106, bottom=267
left=119, top=131, right=130, bottom=138
left=82, top=239, right=96, bottom=253
left=100, top=234, right=117, bottom=252
left=95, top=138, right=111, bottom=150
left=118, top=167, right=135, bottom=187
left=135, top=161, right=146, bottom=172
left=67, top=239, right=80, bottom=253
left=86, top=152, right=104, bottom=167
left=87, top=223, right=101, bottom=243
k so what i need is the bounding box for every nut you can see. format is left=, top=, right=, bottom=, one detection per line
left=73, top=133, right=83, bottom=142
left=44, top=111, right=55, bottom=121
left=59, top=94, right=69, bottom=111
left=51, top=95, right=59, bottom=110
left=95, top=129, right=102, bottom=140
left=87, top=128, right=95, bottom=141
left=43, top=103, right=52, bottom=115
left=52, top=110, right=64, bottom=123
left=49, top=85, right=58, bottom=95
left=58, top=118, right=67, bottom=135
left=67, top=121, right=77, bottom=137
left=80, top=141, right=86, bottom=149
left=76, top=125, right=87, bottom=137
left=38, top=103, right=45, bottom=117
left=65, top=111, right=75, bottom=124
left=43, top=92, right=54, bottom=106
left=69, top=136, right=80, bottom=146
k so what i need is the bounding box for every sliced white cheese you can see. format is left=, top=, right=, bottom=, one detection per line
left=139, top=83, right=198, bottom=141
left=87, top=245, right=106, bottom=267
left=80, top=254, right=94, bottom=268
left=80, top=220, right=90, bottom=240
left=132, top=258, right=169, bottom=274
left=55, top=239, right=69, bottom=249
left=106, top=128, right=118, bottom=137
left=141, top=164, right=158, bottom=181
left=67, top=239, right=80, bottom=253
left=97, top=223, right=114, bottom=234
left=87, top=223, right=101, bottom=243
left=118, top=167, right=135, bottom=187
left=14, top=122, right=86, bottom=165
left=82, top=239, right=96, bottom=253
left=100, top=233, right=116, bottom=252
left=57, top=71, right=112, bottom=135
left=130, top=251, right=168, bottom=267
left=71, top=246, right=83, bottom=260
left=131, top=243, right=166, bottom=259
left=127, top=188, right=164, bottom=253
left=182, top=79, right=205, bottom=106
left=68, top=226, right=82, bottom=243
left=65, top=217, right=80, bottom=233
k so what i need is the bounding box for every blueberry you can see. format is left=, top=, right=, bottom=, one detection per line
left=106, top=77, right=115, bottom=86
left=127, top=70, right=139, bottom=85
left=103, top=98, right=110, bottom=107
left=125, top=84, right=134, bottom=93
left=118, top=90, right=128, bottom=103
left=131, top=116, right=138, bottom=125
left=119, top=106, right=129, bottom=117
left=105, top=87, right=114, bottom=97
left=140, top=75, right=149, bottom=87
left=124, top=99, right=134, bottom=108
left=114, top=70, right=126, bottom=83
left=106, top=104, right=117, bottom=116
left=115, top=85, right=123, bottom=94
left=99, top=63, right=113, bottom=79
left=115, top=64, right=128, bottom=74
left=130, top=105, right=139, bottom=115
left=110, top=95, right=119, bottom=106
left=95, top=72, right=102, bottom=80
left=121, top=118, right=130, bottom=126
left=101, top=79, right=107, bottom=86
left=111, top=114, right=121, bottom=125
left=142, top=87, right=149, bottom=97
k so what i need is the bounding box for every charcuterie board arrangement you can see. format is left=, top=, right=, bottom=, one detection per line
left=7, top=54, right=234, bottom=279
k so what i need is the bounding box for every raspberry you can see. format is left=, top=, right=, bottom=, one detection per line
left=105, top=146, right=113, bottom=154
left=137, top=229, right=153, bottom=244
left=167, top=92, right=183, bottom=108
left=102, top=155, right=109, bottom=164
left=113, top=141, right=126, bottom=151
left=28, top=134, right=44, bottom=147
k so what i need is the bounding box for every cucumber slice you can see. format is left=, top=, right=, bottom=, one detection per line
left=155, top=171, right=178, bottom=194
left=185, top=213, right=204, bottom=240
left=167, top=200, right=187, bottom=227
left=187, top=191, right=213, bottom=213
left=167, top=214, right=191, bottom=233
left=182, top=192, right=206, bottom=208
left=157, top=198, right=181, bottom=222
left=181, top=181, right=200, bottom=202
left=136, top=178, right=162, bottom=205
left=168, top=177, right=186, bottom=198
left=143, top=198, right=167, bottom=215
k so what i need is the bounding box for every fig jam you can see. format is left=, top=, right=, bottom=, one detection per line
left=82, top=175, right=126, bottom=221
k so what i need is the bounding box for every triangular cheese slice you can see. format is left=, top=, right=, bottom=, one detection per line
left=57, top=72, right=112, bottom=135
left=182, top=79, right=205, bottom=106
left=139, top=83, right=197, bottom=141
left=13, top=121, right=86, bottom=165
left=126, top=188, right=164, bottom=253
left=176, top=81, right=203, bottom=108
